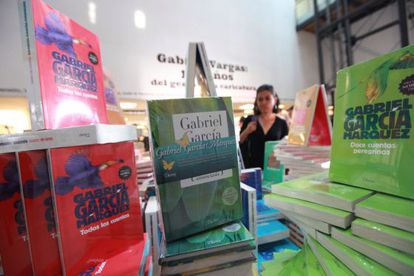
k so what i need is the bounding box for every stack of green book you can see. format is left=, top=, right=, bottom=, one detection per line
left=331, top=228, right=414, bottom=275
left=355, top=193, right=414, bottom=233
left=271, top=172, right=373, bottom=212
left=265, top=193, right=354, bottom=228
left=316, top=231, right=394, bottom=275
left=283, top=210, right=331, bottom=234
left=307, top=235, right=354, bottom=276
left=159, top=222, right=256, bottom=275
left=352, top=219, right=414, bottom=256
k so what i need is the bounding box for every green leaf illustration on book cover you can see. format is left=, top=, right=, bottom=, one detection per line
left=330, top=45, right=414, bottom=200
left=148, top=97, right=242, bottom=241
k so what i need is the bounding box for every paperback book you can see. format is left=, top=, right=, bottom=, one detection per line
left=265, top=193, right=354, bottom=228
left=147, top=97, right=242, bottom=241
left=0, top=153, right=32, bottom=276
left=240, top=167, right=262, bottom=199
left=288, top=84, right=332, bottom=146
left=271, top=172, right=373, bottom=211
left=355, top=193, right=414, bottom=233
left=283, top=210, right=331, bottom=234
left=352, top=218, right=414, bottom=256
left=257, top=199, right=283, bottom=222
left=49, top=142, right=144, bottom=275
left=240, top=183, right=257, bottom=238
left=307, top=235, right=353, bottom=276
left=18, top=0, right=108, bottom=130
left=257, top=219, right=289, bottom=245
left=18, top=150, right=61, bottom=275
left=332, top=227, right=414, bottom=275
left=316, top=231, right=394, bottom=276
left=330, top=45, right=414, bottom=199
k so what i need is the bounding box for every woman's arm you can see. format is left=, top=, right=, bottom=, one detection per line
left=240, top=120, right=256, bottom=144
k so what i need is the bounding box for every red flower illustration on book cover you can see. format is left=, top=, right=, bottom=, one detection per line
left=0, top=153, right=32, bottom=276
left=28, top=0, right=108, bottom=129
left=49, top=142, right=143, bottom=275
left=19, top=150, right=62, bottom=275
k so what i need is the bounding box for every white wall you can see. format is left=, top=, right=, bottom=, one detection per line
left=0, top=0, right=320, bottom=102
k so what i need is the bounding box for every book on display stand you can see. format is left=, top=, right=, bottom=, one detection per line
left=329, top=45, right=414, bottom=200
left=288, top=84, right=332, bottom=146
left=48, top=141, right=144, bottom=275
left=147, top=96, right=243, bottom=242
left=18, top=0, right=108, bottom=130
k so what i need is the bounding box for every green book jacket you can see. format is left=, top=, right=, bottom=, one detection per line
left=330, top=45, right=414, bottom=199
left=148, top=97, right=242, bottom=241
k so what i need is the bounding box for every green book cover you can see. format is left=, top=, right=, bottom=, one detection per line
left=161, top=222, right=254, bottom=263
left=304, top=243, right=327, bottom=276
left=355, top=193, right=414, bottom=233
left=147, top=97, right=242, bottom=241
left=330, top=45, right=414, bottom=199
left=317, top=232, right=394, bottom=275
left=352, top=218, right=414, bottom=255
left=265, top=193, right=353, bottom=228
left=307, top=236, right=355, bottom=276
left=272, top=172, right=373, bottom=211
left=332, top=228, right=414, bottom=274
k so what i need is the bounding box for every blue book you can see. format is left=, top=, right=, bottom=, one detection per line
left=257, top=219, right=289, bottom=245
left=241, top=168, right=263, bottom=199
left=257, top=199, right=282, bottom=221
left=240, top=183, right=257, bottom=238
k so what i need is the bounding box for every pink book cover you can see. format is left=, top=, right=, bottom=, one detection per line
left=19, top=0, right=108, bottom=130
left=308, top=87, right=332, bottom=146
left=0, top=153, right=32, bottom=276
left=49, top=142, right=144, bottom=275
left=19, top=150, right=62, bottom=275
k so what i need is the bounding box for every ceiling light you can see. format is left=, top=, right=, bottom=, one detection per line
left=134, top=10, right=146, bottom=29
left=88, top=2, right=96, bottom=24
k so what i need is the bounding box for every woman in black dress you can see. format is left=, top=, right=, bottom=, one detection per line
left=240, top=84, right=288, bottom=169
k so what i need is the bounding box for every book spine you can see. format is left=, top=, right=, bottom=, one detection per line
left=18, top=0, right=45, bottom=130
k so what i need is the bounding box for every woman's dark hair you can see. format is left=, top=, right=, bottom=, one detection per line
left=253, top=84, right=280, bottom=115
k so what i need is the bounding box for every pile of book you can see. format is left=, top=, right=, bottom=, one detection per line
left=241, top=168, right=289, bottom=246
left=271, top=141, right=331, bottom=181
left=159, top=222, right=256, bottom=275
left=0, top=125, right=150, bottom=275
left=147, top=97, right=257, bottom=275
left=265, top=172, right=414, bottom=275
